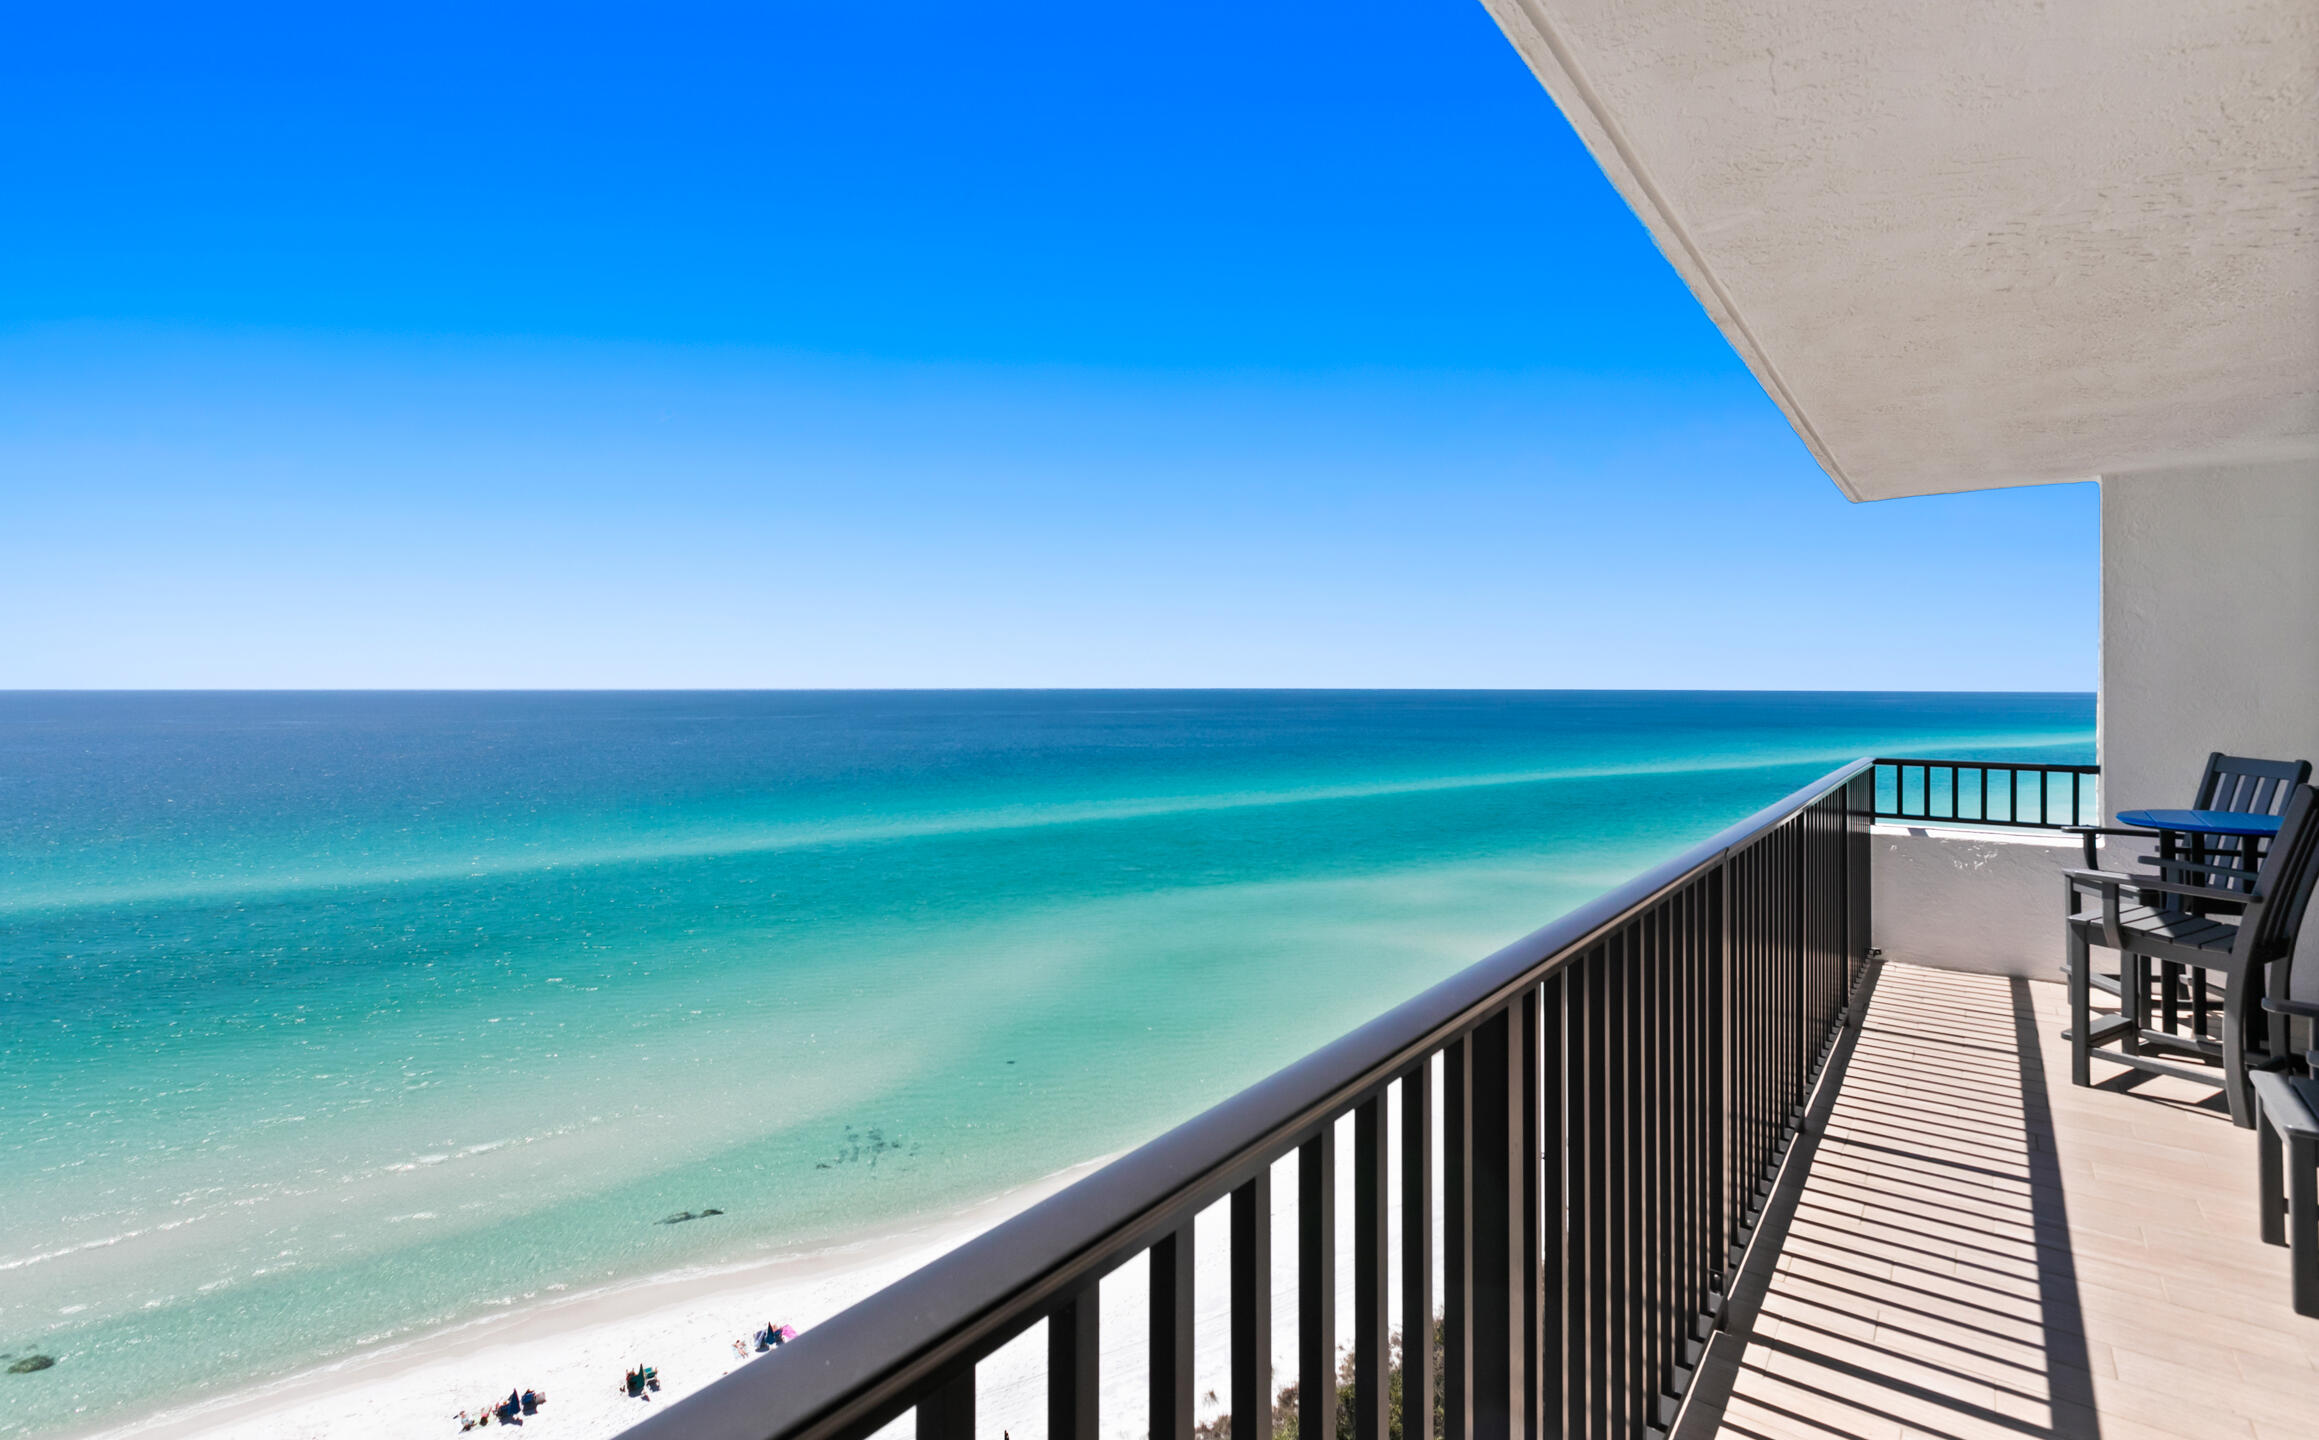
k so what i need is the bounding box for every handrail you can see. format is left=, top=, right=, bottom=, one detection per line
left=630, top=757, right=1879, bottom=1440
left=1873, top=756, right=2098, bottom=830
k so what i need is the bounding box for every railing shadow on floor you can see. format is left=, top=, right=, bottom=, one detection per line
left=1674, top=963, right=2103, bottom=1440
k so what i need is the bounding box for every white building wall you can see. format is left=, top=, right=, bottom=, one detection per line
left=2099, top=461, right=2319, bottom=816
left=1871, top=825, right=2086, bottom=978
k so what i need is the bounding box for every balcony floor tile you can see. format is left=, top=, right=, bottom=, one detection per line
left=1683, top=962, right=2317, bottom=1440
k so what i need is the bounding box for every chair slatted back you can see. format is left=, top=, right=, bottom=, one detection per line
left=2196, top=752, right=2312, bottom=816
left=2162, top=753, right=2314, bottom=898
left=2245, top=784, right=2319, bottom=960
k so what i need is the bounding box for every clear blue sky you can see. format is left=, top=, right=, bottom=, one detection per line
left=0, top=2, right=2095, bottom=690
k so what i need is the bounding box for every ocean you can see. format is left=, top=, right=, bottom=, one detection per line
left=0, top=691, right=2093, bottom=1436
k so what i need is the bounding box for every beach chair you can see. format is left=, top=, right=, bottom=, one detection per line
left=2066, top=782, right=2319, bottom=1126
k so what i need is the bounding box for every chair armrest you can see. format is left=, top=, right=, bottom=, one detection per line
left=2064, top=869, right=2259, bottom=905
left=2131, top=855, right=2260, bottom=882
left=2252, top=1071, right=2319, bottom=1143
left=2064, top=869, right=2128, bottom=947
left=2062, top=825, right=2162, bottom=867
left=2263, top=997, right=2319, bottom=1020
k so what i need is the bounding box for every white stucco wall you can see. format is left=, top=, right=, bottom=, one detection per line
left=1871, top=824, right=2089, bottom=978
left=2099, top=462, right=2319, bottom=818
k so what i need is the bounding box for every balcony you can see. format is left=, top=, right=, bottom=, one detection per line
left=1687, top=958, right=2313, bottom=1440
left=616, top=757, right=2316, bottom=1440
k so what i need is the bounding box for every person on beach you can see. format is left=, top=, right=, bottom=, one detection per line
left=734, top=1337, right=749, bottom=1359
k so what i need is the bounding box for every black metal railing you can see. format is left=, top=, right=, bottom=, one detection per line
left=1872, top=757, right=2099, bottom=829
left=631, top=760, right=1877, bottom=1440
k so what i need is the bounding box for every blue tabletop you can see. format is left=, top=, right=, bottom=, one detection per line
left=2117, top=808, right=2282, bottom=838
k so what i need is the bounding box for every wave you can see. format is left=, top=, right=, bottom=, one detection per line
left=0, top=1215, right=207, bottom=1275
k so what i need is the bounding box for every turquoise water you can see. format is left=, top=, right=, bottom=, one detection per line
left=0, top=691, right=2092, bottom=1435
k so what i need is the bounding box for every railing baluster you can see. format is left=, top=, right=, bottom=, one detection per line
left=1692, top=879, right=1711, bottom=1371
left=1640, top=912, right=1661, bottom=1429
left=1536, top=975, right=1562, bottom=1440
left=1666, top=902, right=1685, bottom=1418
left=1050, top=1290, right=1099, bottom=1440
left=1152, top=1224, right=1194, bottom=1440
left=1624, top=926, right=1647, bottom=1436
left=1355, top=1093, right=1390, bottom=1440
left=1232, top=1173, right=1272, bottom=1440
left=1469, top=1004, right=1522, bottom=1440
left=1403, top=1061, right=1436, bottom=1440
left=1667, top=890, right=1688, bottom=1405
left=1748, top=843, right=1763, bottom=1195
left=1400, top=1057, right=1437, bottom=1437
left=1605, top=932, right=1632, bottom=1438
left=1653, top=904, right=1674, bottom=1428
left=1519, top=984, right=1542, bottom=1440
left=1567, top=951, right=1601, bottom=1440
left=1301, top=1124, right=1338, bottom=1440
left=1445, top=1036, right=1473, bottom=1440
left=919, top=1366, right=975, bottom=1440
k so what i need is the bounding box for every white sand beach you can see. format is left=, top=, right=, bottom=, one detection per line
left=67, top=1108, right=1422, bottom=1440
left=67, top=1160, right=1114, bottom=1440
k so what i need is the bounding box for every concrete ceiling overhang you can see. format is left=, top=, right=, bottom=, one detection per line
left=1479, top=0, right=2319, bottom=500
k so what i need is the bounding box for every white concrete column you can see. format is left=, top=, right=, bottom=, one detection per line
left=2099, top=460, right=2319, bottom=818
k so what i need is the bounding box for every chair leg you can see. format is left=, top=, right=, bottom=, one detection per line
left=2069, top=928, right=2092, bottom=1088
left=2222, top=975, right=2257, bottom=1129
left=2292, top=1136, right=2319, bottom=1318
left=2266, top=955, right=2293, bottom=1065
left=2261, top=1103, right=2287, bottom=1246
left=2122, top=952, right=2145, bottom=1055
left=2162, top=961, right=2182, bottom=1033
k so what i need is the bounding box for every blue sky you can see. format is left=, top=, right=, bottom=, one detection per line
left=0, top=2, right=2095, bottom=689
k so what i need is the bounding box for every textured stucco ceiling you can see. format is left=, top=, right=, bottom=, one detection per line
left=1480, top=0, right=2319, bottom=500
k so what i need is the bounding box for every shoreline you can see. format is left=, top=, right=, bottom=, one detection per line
left=52, top=1069, right=1441, bottom=1440
left=63, top=1157, right=1115, bottom=1440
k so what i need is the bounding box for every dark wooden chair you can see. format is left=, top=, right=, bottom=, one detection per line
left=2066, top=781, right=2319, bottom=1126
left=2066, top=751, right=2309, bottom=868
left=2066, top=753, right=2312, bottom=1041
left=2253, top=942, right=2319, bottom=1314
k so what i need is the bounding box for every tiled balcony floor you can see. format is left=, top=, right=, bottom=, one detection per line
left=1680, top=962, right=2318, bottom=1440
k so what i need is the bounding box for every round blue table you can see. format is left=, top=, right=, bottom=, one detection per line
left=2117, top=808, right=2283, bottom=838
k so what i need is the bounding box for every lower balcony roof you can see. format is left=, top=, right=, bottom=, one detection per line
left=1482, top=0, right=2319, bottom=501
